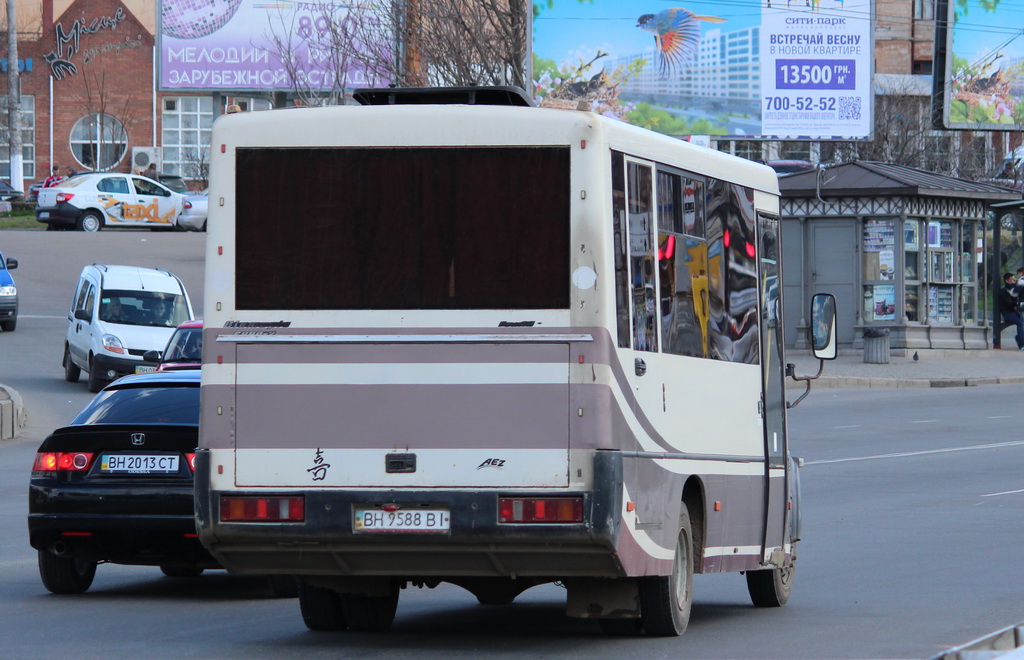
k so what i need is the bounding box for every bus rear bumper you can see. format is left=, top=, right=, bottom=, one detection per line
left=195, top=452, right=625, bottom=578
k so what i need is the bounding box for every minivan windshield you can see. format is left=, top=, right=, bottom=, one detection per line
left=100, top=290, right=189, bottom=328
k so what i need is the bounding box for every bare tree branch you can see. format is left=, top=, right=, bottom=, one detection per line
left=263, top=0, right=528, bottom=103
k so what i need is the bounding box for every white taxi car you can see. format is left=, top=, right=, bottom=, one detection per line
left=36, top=173, right=190, bottom=232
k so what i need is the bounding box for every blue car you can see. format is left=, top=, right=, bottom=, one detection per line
left=0, top=250, right=17, bottom=331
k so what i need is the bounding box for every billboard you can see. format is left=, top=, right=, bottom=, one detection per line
left=937, top=0, right=1024, bottom=130
left=532, top=0, right=873, bottom=140
left=158, top=0, right=393, bottom=92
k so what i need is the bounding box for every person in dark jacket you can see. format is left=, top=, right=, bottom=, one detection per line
left=999, top=272, right=1024, bottom=349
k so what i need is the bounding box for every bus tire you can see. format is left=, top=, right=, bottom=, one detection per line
left=298, top=581, right=347, bottom=631
left=640, top=508, right=693, bottom=636
left=38, top=550, right=97, bottom=594
left=745, top=562, right=794, bottom=608
left=340, top=582, right=399, bottom=632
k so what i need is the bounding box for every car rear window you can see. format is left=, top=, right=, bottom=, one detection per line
left=71, top=385, right=199, bottom=426
left=59, top=177, right=91, bottom=189
left=160, top=176, right=190, bottom=193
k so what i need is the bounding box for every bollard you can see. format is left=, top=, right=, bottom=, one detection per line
left=0, top=399, right=11, bottom=439
left=863, top=327, right=890, bottom=364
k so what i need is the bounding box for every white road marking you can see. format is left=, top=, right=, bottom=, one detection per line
left=981, top=488, right=1024, bottom=498
left=909, top=420, right=938, bottom=424
left=805, top=441, right=1024, bottom=466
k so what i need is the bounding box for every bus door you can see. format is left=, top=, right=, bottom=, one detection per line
left=757, top=214, right=788, bottom=561
left=624, top=159, right=659, bottom=403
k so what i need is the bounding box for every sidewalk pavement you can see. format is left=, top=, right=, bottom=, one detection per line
left=786, top=346, right=1024, bottom=389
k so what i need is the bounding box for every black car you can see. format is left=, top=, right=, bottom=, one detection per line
left=28, top=370, right=205, bottom=592
left=0, top=180, right=24, bottom=201
left=28, top=371, right=298, bottom=596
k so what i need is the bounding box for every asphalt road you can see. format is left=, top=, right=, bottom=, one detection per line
left=1, top=230, right=1023, bottom=659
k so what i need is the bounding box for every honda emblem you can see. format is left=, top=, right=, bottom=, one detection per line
left=131, top=433, right=146, bottom=446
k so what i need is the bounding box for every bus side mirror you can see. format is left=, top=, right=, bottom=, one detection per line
left=810, top=293, right=837, bottom=361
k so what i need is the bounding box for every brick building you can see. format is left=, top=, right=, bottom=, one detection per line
left=3, top=0, right=265, bottom=189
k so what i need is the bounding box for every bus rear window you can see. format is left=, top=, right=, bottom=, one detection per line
left=235, top=147, right=571, bottom=310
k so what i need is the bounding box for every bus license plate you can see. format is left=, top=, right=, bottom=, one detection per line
left=101, top=454, right=180, bottom=474
left=354, top=508, right=450, bottom=533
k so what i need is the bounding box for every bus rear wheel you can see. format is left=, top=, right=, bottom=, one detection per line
left=746, top=561, right=794, bottom=607
left=639, top=508, right=693, bottom=636
left=298, top=581, right=347, bottom=631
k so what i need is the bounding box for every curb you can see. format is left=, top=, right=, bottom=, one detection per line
left=0, top=384, right=25, bottom=440
left=789, top=376, right=1024, bottom=389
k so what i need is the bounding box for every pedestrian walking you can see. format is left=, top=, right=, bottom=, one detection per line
left=998, top=272, right=1024, bottom=349
left=42, top=165, right=64, bottom=188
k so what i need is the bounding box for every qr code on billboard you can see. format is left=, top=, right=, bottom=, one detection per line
left=837, top=96, right=861, bottom=121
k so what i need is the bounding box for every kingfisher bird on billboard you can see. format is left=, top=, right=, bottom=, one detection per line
left=532, top=0, right=873, bottom=140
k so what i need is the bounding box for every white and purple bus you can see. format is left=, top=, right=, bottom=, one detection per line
left=194, top=86, right=836, bottom=636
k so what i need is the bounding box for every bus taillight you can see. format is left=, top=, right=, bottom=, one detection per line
left=220, top=496, right=305, bottom=522
left=498, top=497, right=583, bottom=523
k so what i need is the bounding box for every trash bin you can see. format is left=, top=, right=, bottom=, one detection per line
left=863, top=327, right=890, bottom=364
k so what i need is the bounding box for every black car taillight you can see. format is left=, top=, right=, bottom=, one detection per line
left=32, top=452, right=95, bottom=475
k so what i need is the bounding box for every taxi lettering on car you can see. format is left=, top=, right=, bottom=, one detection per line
left=35, top=173, right=190, bottom=232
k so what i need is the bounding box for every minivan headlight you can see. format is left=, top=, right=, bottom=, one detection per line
left=0, top=285, right=15, bottom=296
left=100, top=334, right=126, bottom=354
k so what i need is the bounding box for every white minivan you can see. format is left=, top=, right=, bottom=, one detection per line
left=63, top=264, right=195, bottom=391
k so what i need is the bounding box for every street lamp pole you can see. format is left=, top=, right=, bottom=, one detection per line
left=6, top=0, right=23, bottom=193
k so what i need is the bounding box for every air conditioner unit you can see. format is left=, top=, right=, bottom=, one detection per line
left=132, top=146, right=161, bottom=171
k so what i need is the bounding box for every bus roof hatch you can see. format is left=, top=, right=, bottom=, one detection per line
left=352, top=86, right=534, bottom=107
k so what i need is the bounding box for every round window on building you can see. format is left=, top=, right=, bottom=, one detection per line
left=70, top=113, right=127, bottom=171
